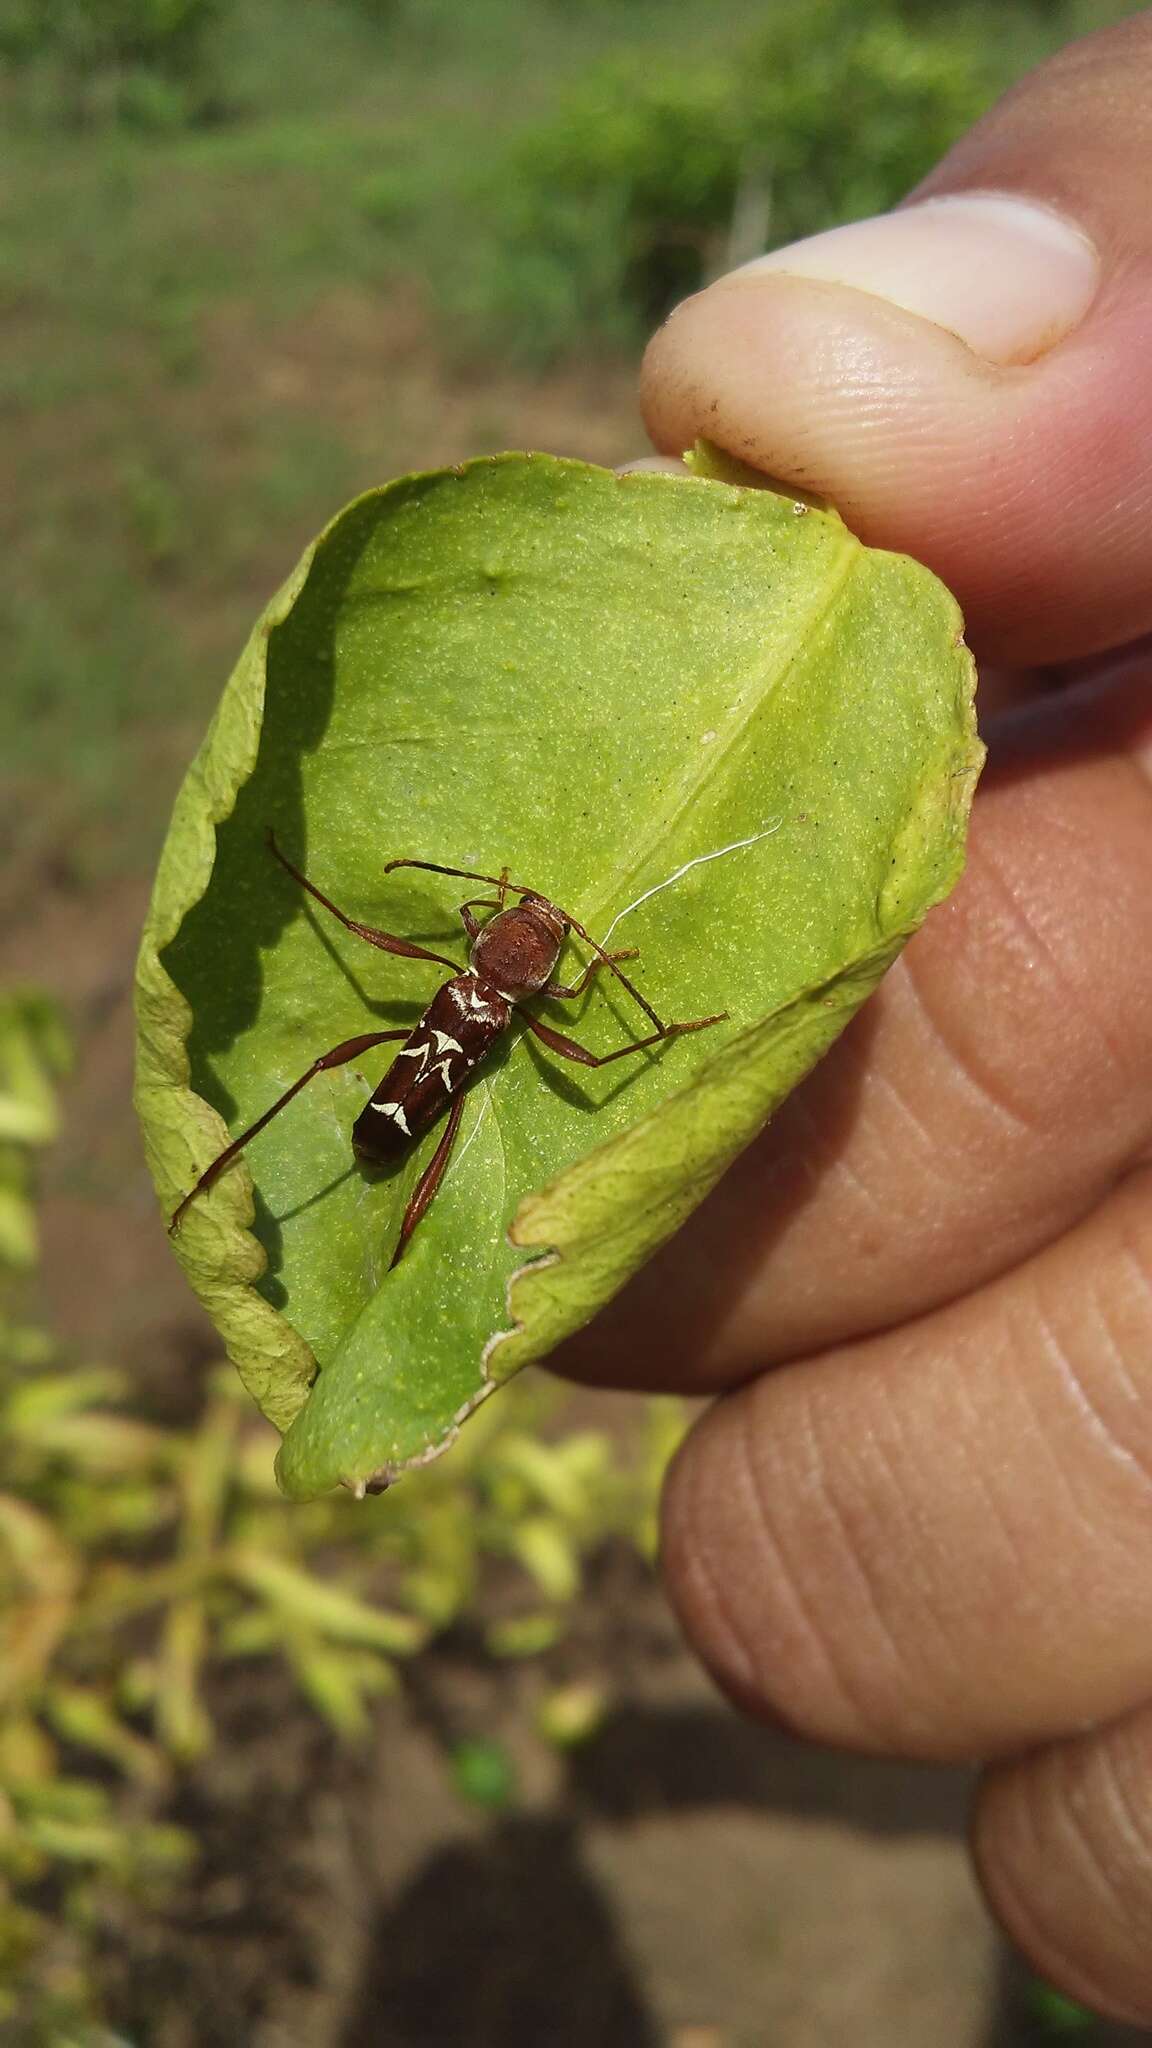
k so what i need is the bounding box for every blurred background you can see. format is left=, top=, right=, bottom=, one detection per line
left=1, top=2, right=1146, bottom=2041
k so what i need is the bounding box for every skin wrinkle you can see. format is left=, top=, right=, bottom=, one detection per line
left=754, top=1003, right=988, bottom=1343
left=1026, top=1203, right=1152, bottom=1509
left=725, top=1389, right=878, bottom=1737
left=682, top=1193, right=1152, bottom=1759
left=839, top=1366, right=1017, bottom=1743
left=705, top=1076, right=893, bottom=1366
left=721, top=1390, right=836, bottom=1697
left=926, top=1348, right=1069, bottom=1668
left=665, top=1408, right=762, bottom=1694
left=900, top=953, right=1043, bottom=1144
left=1018, top=1280, right=1120, bottom=1493
left=654, top=277, right=995, bottom=474
left=978, top=803, right=1151, bottom=1100
left=1102, top=1728, right=1152, bottom=1953
left=1094, top=1736, right=1152, bottom=1891
left=792, top=1054, right=925, bottom=1224
left=973, top=771, right=1152, bottom=1132
left=865, top=1039, right=1031, bottom=1258
left=1084, top=1195, right=1152, bottom=1418
left=795, top=1351, right=1003, bottom=1746
left=976, top=1759, right=1142, bottom=2025
left=1061, top=1759, right=1145, bottom=1943
left=945, top=1339, right=1040, bottom=1566
left=972, top=1777, right=1060, bottom=1983
left=670, top=1508, right=760, bottom=1700
left=1004, top=1278, right=1146, bottom=1584
left=865, top=1032, right=959, bottom=1167
left=783, top=1389, right=916, bottom=1740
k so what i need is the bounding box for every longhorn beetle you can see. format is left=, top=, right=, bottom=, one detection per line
left=170, top=834, right=726, bottom=1266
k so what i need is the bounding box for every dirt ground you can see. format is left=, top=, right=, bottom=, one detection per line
left=6, top=289, right=1149, bottom=2046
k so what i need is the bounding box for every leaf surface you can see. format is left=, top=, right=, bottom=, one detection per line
left=135, top=452, right=980, bottom=1497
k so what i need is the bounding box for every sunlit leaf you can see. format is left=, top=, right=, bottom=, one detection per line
left=136, top=452, right=980, bottom=1496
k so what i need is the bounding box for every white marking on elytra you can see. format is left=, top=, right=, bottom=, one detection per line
left=433, top=1059, right=455, bottom=1087
left=395, top=1042, right=429, bottom=1065
left=431, top=1030, right=463, bottom=1055
left=369, top=1099, right=411, bottom=1134
left=465, top=983, right=488, bottom=1011
left=599, top=818, right=783, bottom=945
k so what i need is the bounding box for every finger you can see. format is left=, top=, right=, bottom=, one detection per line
left=558, top=661, right=1152, bottom=1394
left=975, top=1704, right=1152, bottom=2025
left=659, top=1164, right=1152, bottom=1760
left=641, top=16, right=1152, bottom=666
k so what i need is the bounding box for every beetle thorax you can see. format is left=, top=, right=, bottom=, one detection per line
left=469, top=894, right=566, bottom=998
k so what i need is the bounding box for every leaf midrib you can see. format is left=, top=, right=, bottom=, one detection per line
left=469, top=525, right=862, bottom=1279
left=576, top=522, right=860, bottom=936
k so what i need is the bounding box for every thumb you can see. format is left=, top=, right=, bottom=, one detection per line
left=641, top=16, right=1152, bottom=666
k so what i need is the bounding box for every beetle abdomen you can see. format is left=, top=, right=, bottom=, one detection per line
left=351, top=973, right=511, bottom=1165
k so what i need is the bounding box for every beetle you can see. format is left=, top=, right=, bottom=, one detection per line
left=170, top=834, right=726, bottom=1266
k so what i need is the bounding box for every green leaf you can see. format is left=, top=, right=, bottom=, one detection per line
left=135, top=452, right=980, bottom=1498
left=450, top=1736, right=517, bottom=1809
left=43, top=1686, right=167, bottom=1788
left=226, top=1551, right=426, bottom=1655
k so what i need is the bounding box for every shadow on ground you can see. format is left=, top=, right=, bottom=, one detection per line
left=343, top=1814, right=660, bottom=2048
left=343, top=1695, right=1149, bottom=2048
left=565, top=1700, right=970, bottom=1835
left=340, top=1695, right=967, bottom=2048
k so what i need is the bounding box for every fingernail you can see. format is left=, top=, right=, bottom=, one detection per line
left=726, top=191, right=1099, bottom=366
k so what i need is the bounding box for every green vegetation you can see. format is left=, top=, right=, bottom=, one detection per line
left=0, top=0, right=1129, bottom=895
left=450, top=0, right=997, bottom=358
left=0, top=0, right=227, bottom=129
left=0, top=987, right=686, bottom=2027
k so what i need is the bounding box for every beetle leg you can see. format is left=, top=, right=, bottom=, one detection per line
left=170, top=1028, right=409, bottom=1232
left=520, top=1008, right=726, bottom=1069
left=458, top=896, right=503, bottom=941
left=542, top=948, right=639, bottom=1001
left=389, top=1091, right=467, bottom=1268
left=269, top=833, right=461, bottom=972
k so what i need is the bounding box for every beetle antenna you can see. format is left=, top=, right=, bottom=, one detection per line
left=384, top=857, right=538, bottom=894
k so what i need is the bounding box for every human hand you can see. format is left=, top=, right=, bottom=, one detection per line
left=561, top=15, right=1152, bottom=2022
